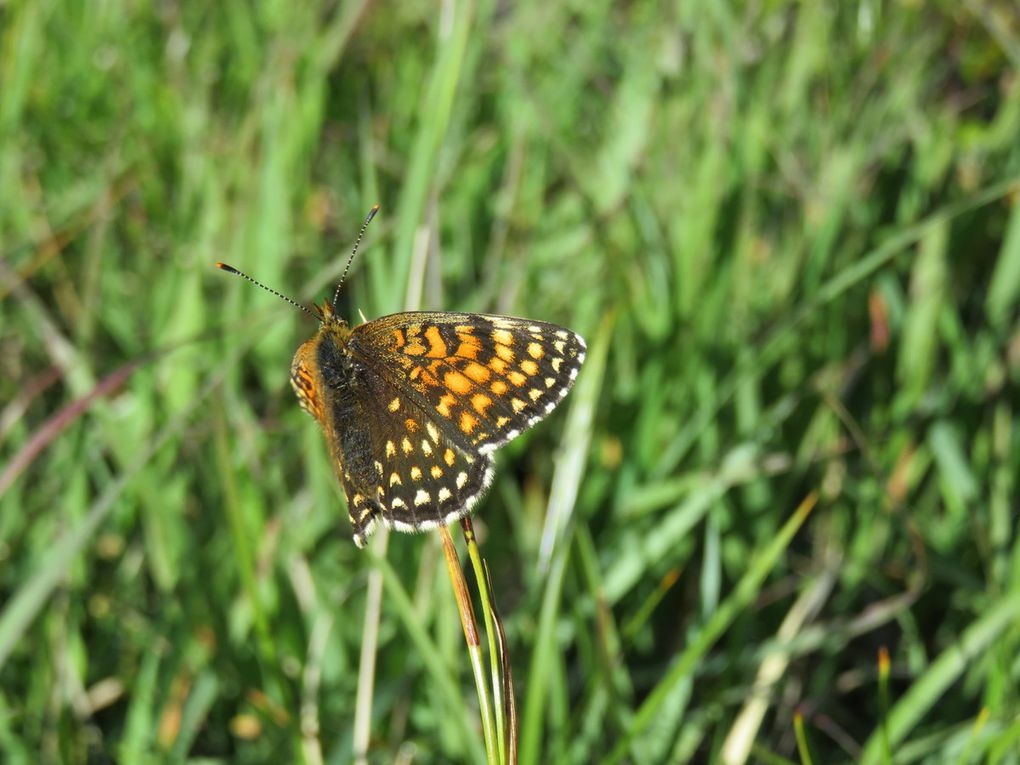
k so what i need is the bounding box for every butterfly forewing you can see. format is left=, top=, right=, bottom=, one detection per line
left=350, top=312, right=586, bottom=454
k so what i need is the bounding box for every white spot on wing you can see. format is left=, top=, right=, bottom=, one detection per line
left=369, top=457, right=497, bottom=539
left=353, top=516, right=378, bottom=548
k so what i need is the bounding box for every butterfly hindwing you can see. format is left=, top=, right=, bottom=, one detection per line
left=295, top=330, right=495, bottom=547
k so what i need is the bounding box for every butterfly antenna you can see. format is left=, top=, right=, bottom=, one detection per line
left=332, top=204, right=380, bottom=309
left=215, top=262, right=318, bottom=320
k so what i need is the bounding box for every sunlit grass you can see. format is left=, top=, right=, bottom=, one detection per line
left=2, top=2, right=1020, bottom=763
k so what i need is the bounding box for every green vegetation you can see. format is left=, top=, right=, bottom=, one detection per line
left=2, top=1, right=1020, bottom=762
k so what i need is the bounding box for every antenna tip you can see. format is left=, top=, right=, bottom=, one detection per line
left=215, top=262, right=238, bottom=273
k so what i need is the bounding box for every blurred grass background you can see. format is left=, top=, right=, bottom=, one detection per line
left=2, top=0, right=1020, bottom=763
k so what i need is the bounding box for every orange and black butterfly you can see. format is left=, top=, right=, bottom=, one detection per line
left=217, top=207, right=585, bottom=547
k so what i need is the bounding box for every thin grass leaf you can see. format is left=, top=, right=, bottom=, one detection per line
left=859, top=593, right=1020, bottom=765
left=601, top=493, right=818, bottom=765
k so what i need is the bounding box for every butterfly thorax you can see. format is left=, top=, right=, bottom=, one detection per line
left=316, top=300, right=352, bottom=340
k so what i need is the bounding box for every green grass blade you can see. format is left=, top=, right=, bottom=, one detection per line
left=859, top=593, right=1020, bottom=765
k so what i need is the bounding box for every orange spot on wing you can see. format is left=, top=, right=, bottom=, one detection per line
left=404, top=343, right=427, bottom=356
left=490, top=379, right=508, bottom=395
left=520, top=359, right=539, bottom=376
left=488, top=357, right=508, bottom=374
left=425, top=325, right=448, bottom=358
left=405, top=418, right=419, bottom=432
left=444, top=371, right=472, bottom=395
left=444, top=448, right=456, bottom=466
left=508, top=370, right=527, bottom=387
left=471, top=393, right=493, bottom=416
left=528, top=342, right=544, bottom=359
left=437, top=393, right=457, bottom=417
left=295, top=370, right=316, bottom=395
left=392, top=329, right=406, bottom=348
left=291, top=359, right=323, bottom=419
left=495, top=344, right=514, bottom=362
left=456, top=330, right=482, bottom=356
left=460, top=411, right=478, bottom=434
left=412, top=362, right=440, bottom=387
left=492, top=329, right=513, bottom=345
left=464, top=361, right=491, bottom=383
left=456, top=342, right=479, bottom=359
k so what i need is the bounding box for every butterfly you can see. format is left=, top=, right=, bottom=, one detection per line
left=217, top=207, right=586, bottom=547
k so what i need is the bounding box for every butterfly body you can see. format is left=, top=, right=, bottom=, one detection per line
left=290, top=301, right=585, bottom=547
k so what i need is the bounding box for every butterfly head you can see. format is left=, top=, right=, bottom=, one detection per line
left=311, top=298, right=352, bottom=343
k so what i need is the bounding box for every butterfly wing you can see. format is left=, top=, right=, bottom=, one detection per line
left=292, top=331, right=494, bottom=547
left=350, top=312, right=586, bottom=455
